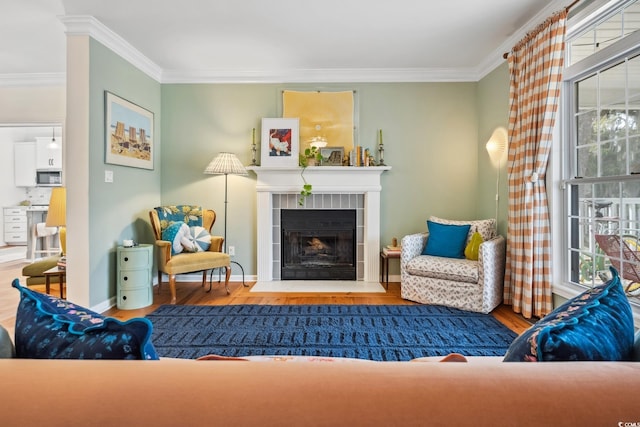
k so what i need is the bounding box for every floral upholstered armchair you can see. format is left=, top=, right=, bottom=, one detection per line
left=149, top=205, right=230, bottom=304
left=400, top=216, right=506, bottom=314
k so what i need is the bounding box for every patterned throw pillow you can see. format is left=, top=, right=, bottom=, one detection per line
left=12, top=279, right=158, bottom=360
left=429, top=216, right=496, bottom=244
left=503, top=267, right=634, bottom=362
left=190, top=226, right=211, bottom=252
left=154, top=205, right=203, bottom=232
left=162, top=222, right=198, bottom=255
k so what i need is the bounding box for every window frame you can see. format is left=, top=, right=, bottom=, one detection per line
left=557, top=2, right=640, bottom=325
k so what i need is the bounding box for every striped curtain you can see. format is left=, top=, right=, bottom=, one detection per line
left=504, top=10, right=567, bottom=319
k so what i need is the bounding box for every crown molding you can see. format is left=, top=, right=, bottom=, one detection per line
left=0, top=73, right=66, bottom=87
left=161, top=67, right=481, bottom=84
left=7, top=1, right=570, bottom=87
left=59, top=15, right=162, bottom=82
left=475, top=0, right=567, bottom=80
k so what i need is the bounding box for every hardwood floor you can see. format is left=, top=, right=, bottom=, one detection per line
left=1, top=260, right=533, bottom=338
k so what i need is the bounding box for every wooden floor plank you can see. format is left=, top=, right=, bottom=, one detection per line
left=1, top=260, right=532, bottom=338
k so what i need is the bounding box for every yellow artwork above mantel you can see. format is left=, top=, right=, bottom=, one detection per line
left=282, top=90, right=354, bottom=154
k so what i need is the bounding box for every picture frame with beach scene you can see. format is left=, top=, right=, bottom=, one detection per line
left=105, top=91, right=154, bottom=170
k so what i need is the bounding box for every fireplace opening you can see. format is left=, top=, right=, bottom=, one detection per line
left=281, top=209, right=356, bottom=280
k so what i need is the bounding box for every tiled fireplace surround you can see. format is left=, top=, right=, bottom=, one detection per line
left=247, top=166, right=391, bottom=283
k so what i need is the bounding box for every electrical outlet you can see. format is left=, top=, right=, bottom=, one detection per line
left=228, top=246, right=236, bottom=256
left=105, top=170, right=114, bottom=183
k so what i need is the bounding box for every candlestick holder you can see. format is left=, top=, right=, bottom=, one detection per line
left=251, top=128, right=258, bottom=165
left=251, top=142, right=257, bottom=165
left=377, top=142, right=386, bottom=166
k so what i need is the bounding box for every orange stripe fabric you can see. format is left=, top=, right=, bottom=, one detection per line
left=504, top=10, right=567, bottom=319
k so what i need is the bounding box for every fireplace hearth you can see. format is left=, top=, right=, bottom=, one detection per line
left=281, top=209, right=356, bottom=280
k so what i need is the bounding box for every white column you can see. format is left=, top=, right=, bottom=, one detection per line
left=255, top=191, right=272, bottom=281
left=364, top=191, right=381, bottom=282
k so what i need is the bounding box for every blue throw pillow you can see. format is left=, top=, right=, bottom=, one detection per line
left=12, top=279, right=158, bottom=360
left=422, top=220, right=471, bottom=259
left=503, top=267, right=634, bottom=362
left=162, top=222, right=190, bottom=255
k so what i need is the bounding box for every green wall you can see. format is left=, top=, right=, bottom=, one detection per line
left=161, top=82, right=483, bottom=277
left=86, top=39, right=162, bottom=306
left=76, top=39, right=512, bottom=306
left=477, top=62, right=510, bottom=236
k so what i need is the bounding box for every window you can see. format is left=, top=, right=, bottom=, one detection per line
left=563, top=0, right=640, bottom=305
left=569, top=0, right=640, bottom=65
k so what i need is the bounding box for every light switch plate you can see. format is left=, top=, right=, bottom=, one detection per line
left=105, top=170, right=114, bottom=183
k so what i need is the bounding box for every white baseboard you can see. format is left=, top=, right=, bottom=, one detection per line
left=167, top=272, right=257, bottom=283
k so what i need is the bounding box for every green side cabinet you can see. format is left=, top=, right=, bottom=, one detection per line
left=116, top=244, right=153, bottom=309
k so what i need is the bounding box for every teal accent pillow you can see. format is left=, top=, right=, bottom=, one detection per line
left=162, top=222, right=185, bottom=255
left=162, top=222, right=202, bottom=255
left=503, top=267, right=634, bottom=362
left=12, top=279, right=158, bottom=360
left=422, top=220, right=471, bottom=259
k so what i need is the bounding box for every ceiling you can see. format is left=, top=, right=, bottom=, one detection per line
left=1, top=0, right=568, bottom=84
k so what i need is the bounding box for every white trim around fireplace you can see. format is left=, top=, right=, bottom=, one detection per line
left=247, top=166, right=391, bottom=283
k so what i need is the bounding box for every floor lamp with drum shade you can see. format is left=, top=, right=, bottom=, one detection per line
left=204, top=152, right=248, bottom=286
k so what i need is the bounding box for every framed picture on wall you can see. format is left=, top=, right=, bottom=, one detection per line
left=105, top=91, right=154, bottom=170
left=260, top=117, right=299, bottom=167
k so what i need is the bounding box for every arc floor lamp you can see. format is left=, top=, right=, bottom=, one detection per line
left=485, top=127, right=508, bottom=223
left=204, top=152, right=249, bottom=287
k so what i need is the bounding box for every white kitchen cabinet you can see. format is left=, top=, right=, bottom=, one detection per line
left=35, top=137, right=62, bottom=170
left=4, top=207, right=27, bottom=245
left=14, top=142, right=37, bottom=187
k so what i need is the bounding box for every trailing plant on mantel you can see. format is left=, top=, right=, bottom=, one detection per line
left=298, top=146, right=323, bottom=206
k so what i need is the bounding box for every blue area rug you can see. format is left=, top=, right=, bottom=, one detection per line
left=146, top=304, right=518, bottom=361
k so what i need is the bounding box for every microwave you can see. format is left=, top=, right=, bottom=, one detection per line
left=36, top=170, right=62, bottom=186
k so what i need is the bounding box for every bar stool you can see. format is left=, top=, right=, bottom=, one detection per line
left=30, top=223, right=60, bottom=260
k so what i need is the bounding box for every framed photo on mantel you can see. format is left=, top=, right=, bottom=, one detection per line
left=320, top=147, right=344, bottom=166
left=260, top=117, right=299, bottom=167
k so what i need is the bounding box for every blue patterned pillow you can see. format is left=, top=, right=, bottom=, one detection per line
left=162, top=222, right=190, bottom=255
left=190, top=226, right=211, bottom=252
left=422, top=220, right=471, bottom=259
left=154, top=205, right=203, bottom=232
left=12, top=279, right=158, bottom=360
left=503, top=267, right=634, bottom=362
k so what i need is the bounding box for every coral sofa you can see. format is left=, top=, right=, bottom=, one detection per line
left=1, top=357, right=639, bottom=426
left=3, top=266, right=640, bottom=426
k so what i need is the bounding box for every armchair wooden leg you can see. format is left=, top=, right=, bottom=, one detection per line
left=169, top=274, right=177, bottom=304
left=224, top=266, right=231, bottom=295
left=201, top=270, right=207, bottom=288
left=157, top=270, right=163, bottom=294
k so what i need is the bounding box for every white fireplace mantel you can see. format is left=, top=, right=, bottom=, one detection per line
left=247, top=166, right=391, bottom=282
left=248, top=166, right=390, bottom=193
